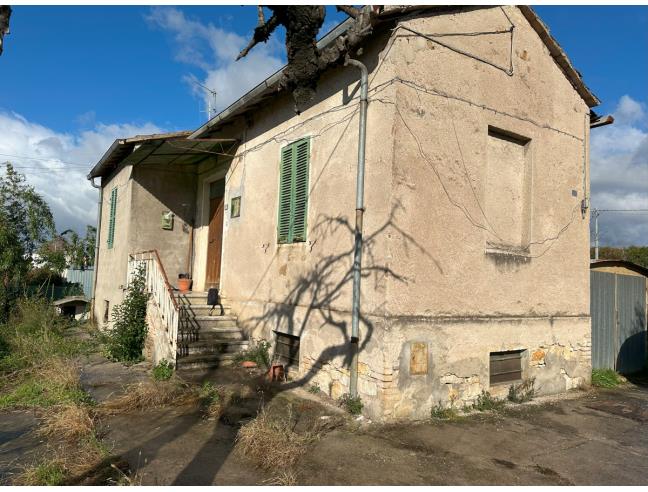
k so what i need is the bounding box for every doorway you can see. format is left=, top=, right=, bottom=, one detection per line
left=206, top=179, right=225, bottom=289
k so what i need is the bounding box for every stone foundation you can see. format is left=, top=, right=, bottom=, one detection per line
left=232, top=297, right=591, bottom=421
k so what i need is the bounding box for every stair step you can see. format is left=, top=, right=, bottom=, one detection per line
left=176, top=352, right=239, bottom=370
left=177, top=340, right=249, bottom=356
left=179, top=304, right=232, bottom=316
left=176, top=292, right=230, bottom=306
left=178, top=328, right=245, bottom=342
left=190, top=316, right=239, bottom=330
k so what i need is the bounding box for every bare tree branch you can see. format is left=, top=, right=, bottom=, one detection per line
left=0, top=6, right=11, bottom=56
left=236, top=11, right=280, bottom=61
left=335, top=5, right=361, bottom=19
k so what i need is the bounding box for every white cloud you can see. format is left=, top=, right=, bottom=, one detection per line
left=590, top=95, right=648, bottom=246
left=146, top=7, right=284, bottom=115
left=0, top=111, right=162, bottom=235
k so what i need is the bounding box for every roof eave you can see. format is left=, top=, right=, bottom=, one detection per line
left=189, top=15, right=358, bottom=140
left=519, top=5, right=600, bottom=108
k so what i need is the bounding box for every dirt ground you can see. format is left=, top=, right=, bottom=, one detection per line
left=2, top=355, right=648, bottom=486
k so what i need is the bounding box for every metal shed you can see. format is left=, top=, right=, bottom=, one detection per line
left=590, top=260, right=648, bottom=373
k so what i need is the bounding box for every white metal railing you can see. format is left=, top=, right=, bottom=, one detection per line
left=127, top=250, right=179, bottom=362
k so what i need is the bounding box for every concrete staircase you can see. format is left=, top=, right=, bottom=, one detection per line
left=175, top=292, right=248, bottom=371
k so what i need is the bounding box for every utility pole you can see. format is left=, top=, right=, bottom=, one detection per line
left=591, top=208, right=648, bottom=260
left=592, top=208, right=600, bottom=260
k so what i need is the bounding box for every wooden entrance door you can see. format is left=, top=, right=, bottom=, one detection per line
left=206, top=179, right=225, bottom=288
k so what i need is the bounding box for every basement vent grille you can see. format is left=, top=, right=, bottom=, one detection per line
left=490, top=350, right=524, bottom=385
left=274, top=331, right=300, bottom=369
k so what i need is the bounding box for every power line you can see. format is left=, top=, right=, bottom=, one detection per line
left=0, top=153, right=88, bottom=167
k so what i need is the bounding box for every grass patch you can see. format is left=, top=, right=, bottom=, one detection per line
left=39, top=404, right=96, bottom=442
left=308, top=382, right=321, bottom=394
left=98, top=380, right=198, bottom=415
left=152, top=359, right=174, bottom=381
left=16, top=460, right=67, bottom=485
left=0, top=358, right=92, bottom=409
left=236, top=406, right=315, bottom=470
left=430, top=402, right=460, bottom=420
left=591, top=368, right=622, bottom=388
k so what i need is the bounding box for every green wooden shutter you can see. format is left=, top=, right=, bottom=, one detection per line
left=292, top=139, right=310, bottom=242
left=277, top=145, right=294, bottom=243
left=107, top=187, right=117, bottom=249
left=277, top=139, right=310, bottom=244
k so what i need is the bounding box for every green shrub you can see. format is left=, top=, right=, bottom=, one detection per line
left=507, top=378, right=535, bottom=403
left=472, top=390, right=505, bottom=412
left=152, top=359, right=174, bottom=381
left=308, top=382, right=320, bottom=394
left=104, top=265, right=148, bottom=363
left=591, top=368, right=622, bottom=388
left=235, top=340, right=271, bottom=369
left=338, top=393, right=363, bottom=415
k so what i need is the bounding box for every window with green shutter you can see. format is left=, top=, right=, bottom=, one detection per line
left=277, top=138, right=310, bottom=244
left=107, top=187, right=117, bottom=249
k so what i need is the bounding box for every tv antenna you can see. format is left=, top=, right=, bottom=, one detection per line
left=191, top=79, right=218, bottom=121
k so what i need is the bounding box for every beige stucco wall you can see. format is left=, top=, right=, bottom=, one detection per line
left=92, top=164, right=134, bottom=328
left=378, top=6, right=592, bottom=417
left=130, top=164, right=198, bottom=283
left=93, top=162, right=200, bottom=330
left=189, top=6, right=594, bottom=420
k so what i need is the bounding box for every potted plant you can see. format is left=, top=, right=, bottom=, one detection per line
left=178, top=273, right=192, bottom=293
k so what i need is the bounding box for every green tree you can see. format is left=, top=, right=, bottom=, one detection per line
left=83, top=225, right=97, bottom=268
left=0, top=162, right=56, bottom=257
left=0, top=208, right=29, bottom=321
left=593, top=246, right=648, bottom=270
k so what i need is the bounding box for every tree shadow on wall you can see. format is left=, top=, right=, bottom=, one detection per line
left=247, top=201, right=436, bottom=393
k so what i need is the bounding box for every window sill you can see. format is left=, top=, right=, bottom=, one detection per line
left=485, top=246, right=531, bottom=261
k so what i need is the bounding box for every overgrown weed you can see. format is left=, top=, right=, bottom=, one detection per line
left=236, top=406, right=315, bottom=470
left=591, top=368, right=622, bottom=388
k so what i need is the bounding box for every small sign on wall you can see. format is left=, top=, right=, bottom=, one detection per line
left=161, top=211, right=174, bottom=230
left=410, top=342, right=428, bottom=375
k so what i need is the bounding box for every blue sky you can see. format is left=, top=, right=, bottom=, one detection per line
left=0, top=5, right=646, bottom=245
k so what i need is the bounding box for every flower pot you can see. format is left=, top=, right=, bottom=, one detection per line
left=177, top=278, right=192, bottom=293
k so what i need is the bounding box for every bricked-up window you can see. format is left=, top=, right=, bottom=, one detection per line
left=274, top=331, right=300, bottom=369
left=490, top=350, right=524, bottom=385
left=103, top=300, right=110, bottom=323
left=484, top=127, right=532, bottom=251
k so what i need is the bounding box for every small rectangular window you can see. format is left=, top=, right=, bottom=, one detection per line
left=274, top=331, right=300, bottom=370
left=231, top=196, right=241, bottom=218
left=490, top=350, right=524, bottom=385
left=278, top=138, right=310, bottom=244
left=107, top=187, right=118, bottom=249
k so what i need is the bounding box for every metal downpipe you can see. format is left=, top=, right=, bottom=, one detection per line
left=89, top=177, right=102, bottom=320
left=345, top=57, right=368, bottom=398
